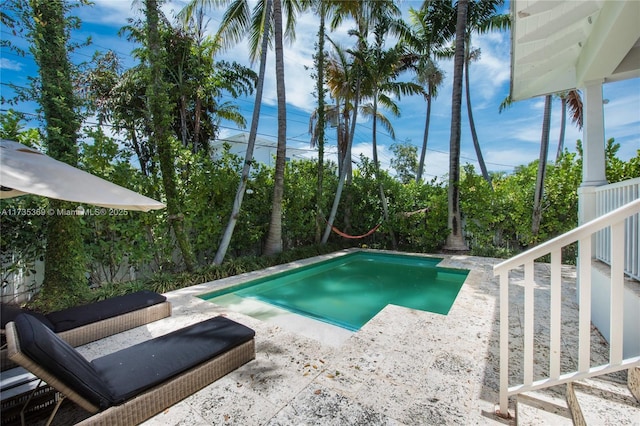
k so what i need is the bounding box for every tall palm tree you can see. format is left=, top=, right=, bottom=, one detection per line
left=357, top=17, right=423, bottom=248
left=263, top=0, right=288, bottom=255
left=532, top=94, right=552, bottom=238
left=463, top=0, right=510, bottom=187
left=321, top=39, right=362, bottom=244
left=181, top=0, right=300, bottom=260
left=324, top=38, right=354, bottom=178
left=321, top=0, right=404, bottom=244
left=404, top=4, right=454, bottom=182
left=444, top=0, right=469, bottom=251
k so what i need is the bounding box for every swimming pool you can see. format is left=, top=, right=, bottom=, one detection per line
left=200, top=251, right=469, bottom=331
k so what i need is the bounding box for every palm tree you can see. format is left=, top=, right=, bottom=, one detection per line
left=404, top=4, right=454, bottom=182
left=263, top=0, right=288, bottom=255
left=321, top=39, right=361, bottom=244
left=324, top=38, right=355, bottom=178
left=181, top=0, right=300, bottom=260
left=357, top=17, right=423, bottom=249
left=555, top=90, right=583, bottom=162
left=463, top=0, right=510, bottom=188
left=321, top=0, right=404, bottom=244
left=532, top=94, right=552, bottom=238
left=444, top=0, right=469, bottom=251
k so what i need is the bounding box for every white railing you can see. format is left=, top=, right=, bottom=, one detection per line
left=493, top=198, right=640, bottom=416
left=595, top=178, right=640, bottom=280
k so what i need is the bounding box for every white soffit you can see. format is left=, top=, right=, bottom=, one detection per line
left=511, top=0, right=640, bottom=101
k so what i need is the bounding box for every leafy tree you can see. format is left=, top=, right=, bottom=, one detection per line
left=0, top=112, right=46, bottom=301
left=307, top=0, right=328, bottom=243
left=30, top=0, right=89, bottom=308
left=390, top=141, right=418, bottom=184
left=603, top=138, right=640, bottom=182
left=444, top=0, right=469, bottom=251
left=144, top=0, right=196, bottom=272
left=79, top=128, right=161, bottom=284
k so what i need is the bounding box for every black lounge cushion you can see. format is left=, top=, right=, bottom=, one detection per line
left=12, top=313, right=255, bottom=409
left=1, top=291, right=166, bottom=334
left=92, top=316, right=255, bottom=403
left=45, top=290, right=167, bottom=332
left=13, top=314, right=114, bottom=409
left=1, top=303, right=55, bottom=330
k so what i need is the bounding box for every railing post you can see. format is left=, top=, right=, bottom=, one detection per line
left=610, top=220, right=624, bottom=364
left=550, top=249, right=562, bottom=379
left=578, top=236, right=592, bottom=372
left=499, top=271, right=510, bottom=415
left=524, top=262, right=535, bottom=385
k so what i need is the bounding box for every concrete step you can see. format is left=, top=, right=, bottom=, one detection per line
left=567, top=375, right=640, bottom=426
left=629, top=366, right=640, bottom=402
left=516, top=387, right=573, bottom=426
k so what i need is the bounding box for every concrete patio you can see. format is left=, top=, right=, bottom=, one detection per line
left=27, top=250, right=625, bottom=425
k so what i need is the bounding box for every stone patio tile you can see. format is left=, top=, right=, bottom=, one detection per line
left=265, top=384, right=401, bottom=426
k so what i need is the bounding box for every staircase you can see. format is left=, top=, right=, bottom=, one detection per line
left=516, top=367, right=640, bottom=425
left=493, top=198, right=640, bottom=424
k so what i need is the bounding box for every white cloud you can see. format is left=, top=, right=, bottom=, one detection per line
left=470, top=31, right=511, bottom=103
left=0, top=58, right=23, bottom=71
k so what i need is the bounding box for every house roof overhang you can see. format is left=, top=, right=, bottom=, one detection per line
left=510, top=0, right=640, bottom=101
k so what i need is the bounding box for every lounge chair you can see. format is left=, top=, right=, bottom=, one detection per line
left=1, top=291, right=171, bottom=371
left=6, top=313, right=255, bottom=425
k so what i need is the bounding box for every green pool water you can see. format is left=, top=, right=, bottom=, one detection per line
left=200, top=252, right=469, bottom=331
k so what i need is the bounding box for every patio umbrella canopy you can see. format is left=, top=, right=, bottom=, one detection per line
left=0, top=139, right=165, bottom=212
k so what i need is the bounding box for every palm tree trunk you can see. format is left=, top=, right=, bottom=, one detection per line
left=444, top=0, right=469, bottom=251
left=416, top=94, right=432, bottom=183
left=465, top=50, right=492, bottom=188
left=315, top=8, right=326, bottom=243
left=532, top=94, right=552, bottom=238
left=264, top=0, right=286, bottom=256
left=372, top=95, right=396, bottom=249
left=322, top=78, right=361, bottom=244
left=213, top=0, right=272, bottom=265
left=556, top=96, right=567, bottom=162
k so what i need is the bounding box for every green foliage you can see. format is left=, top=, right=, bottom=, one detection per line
left=283, top=159, right=338, bottom=248
left=605, top=138, right=640, bottom=182
left=390, top=141, right=418, bottom=184
left=394, top=179, right=448, bottom=252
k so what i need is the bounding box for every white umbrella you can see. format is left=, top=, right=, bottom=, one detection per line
left=0, top=139, right=165, bottom=212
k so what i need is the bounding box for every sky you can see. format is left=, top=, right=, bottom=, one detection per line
left=1, top=0, right=639, bottom=181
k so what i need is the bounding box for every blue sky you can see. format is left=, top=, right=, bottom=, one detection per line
left=1, top=0, right=639, bottom=181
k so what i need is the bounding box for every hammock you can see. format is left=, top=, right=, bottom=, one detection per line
left=324, top=218, right=382, bottom=239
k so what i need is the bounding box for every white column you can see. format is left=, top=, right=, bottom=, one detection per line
left=579, top=80, right=608, bottom=225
